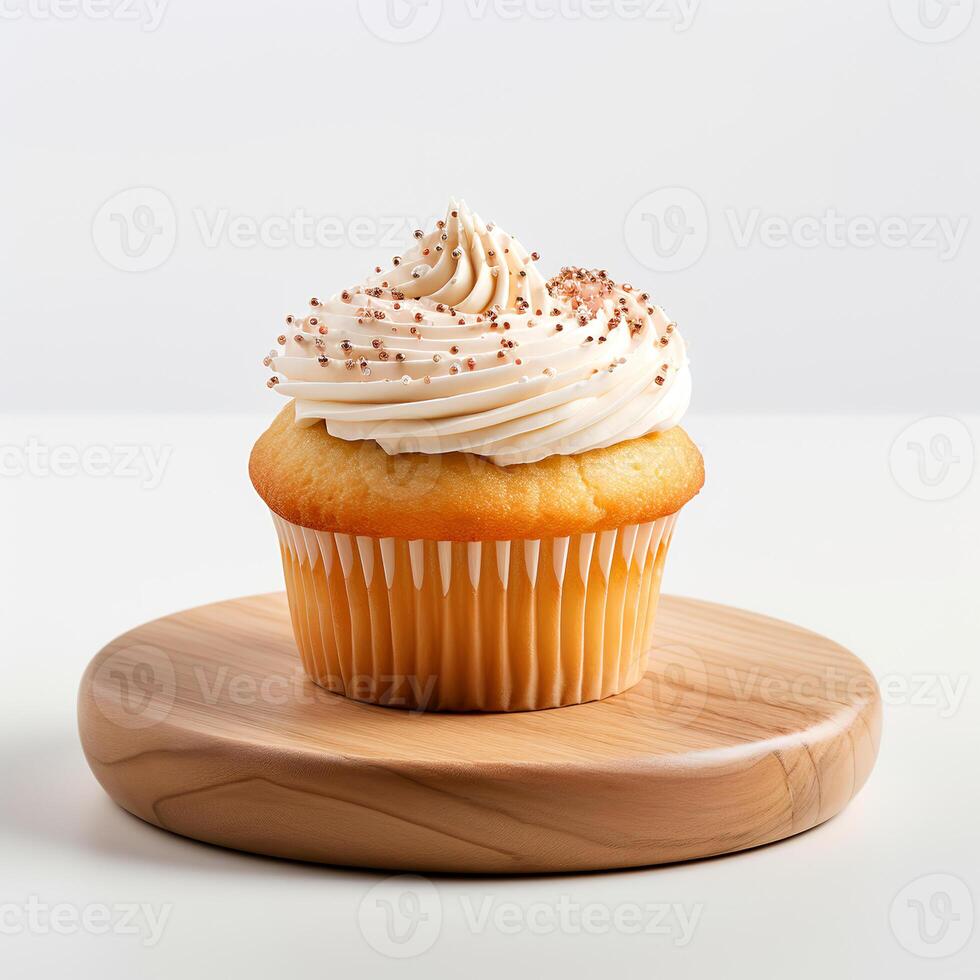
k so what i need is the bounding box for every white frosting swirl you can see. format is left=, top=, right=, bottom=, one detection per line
left=267, top=200, right=691, bottom=466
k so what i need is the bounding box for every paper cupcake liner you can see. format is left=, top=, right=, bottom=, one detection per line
left=270, top=510, right=680, bottom=712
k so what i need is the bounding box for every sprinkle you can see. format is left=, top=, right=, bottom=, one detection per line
left=412, top=264, right=428, bottom=279
left=450, top=345, right=460, bottom=355
left=309, top=317, right=318, bottom=326
left=379, top=350, right=389, bottom=361
left=543, top=367, right=556, bottom=378
left=451, top=247, right=462, bottom=259
left=414, top=229, right=424, bottom=239
left=317, top=355, right=329, bottom=365
left=392, top=256, right=401, bottom=266
left=285, top=315, right=293, bottom=325
left=318, top=325, right=327, bottom=335
left=531, top=251, right=540, bottom=261
left=372, top=338, right=384, bottom=349
left=414, top=312, right=424, bottom=323
left=277, top=334, right=287, bottom=345
left=293, top=334, right=304, bottom=343
left=423, top=375, right=431, bottom=384
left=341, top=291, right=352, bottom=302
left=345, top=359, right=356, bottom=370
left=375, top=266, right=382, bottom=273
left=262, top=356, right=272, bottom=367
left=497, top=351, right=506, bottom=359
left=433, top=354, right=442, bottom=363
left=395, top=352, right=406, bottom=362
left=449, top=362, right=460, bottom=375
left=401, top=375, right=411, bottom=385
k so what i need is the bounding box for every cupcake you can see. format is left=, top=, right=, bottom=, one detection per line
left=250, top=200, right=703, bottom=711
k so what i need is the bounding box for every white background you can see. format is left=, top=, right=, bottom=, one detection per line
left=2, top=2, right=979, bottom=978
left=2, top=0, right=978, bottom=414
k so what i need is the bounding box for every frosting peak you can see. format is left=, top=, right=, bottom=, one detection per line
left=265, top=201, right=692, bottom=466
left=368, top=199, right=548, bottom=315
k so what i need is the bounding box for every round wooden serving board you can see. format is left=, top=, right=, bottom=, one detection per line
left=78, top=593, right=881, bottom=874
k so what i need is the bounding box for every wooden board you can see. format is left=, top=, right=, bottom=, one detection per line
left=77, top=593, right=881, bottom=873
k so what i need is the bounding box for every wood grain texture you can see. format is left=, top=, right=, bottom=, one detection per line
left=77, top=593, right=881, bottom=873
